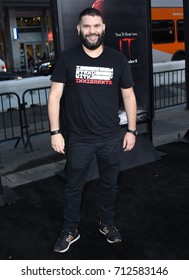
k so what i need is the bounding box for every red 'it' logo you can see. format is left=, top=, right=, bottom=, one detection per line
left=119, top=37, right=136, bottom=58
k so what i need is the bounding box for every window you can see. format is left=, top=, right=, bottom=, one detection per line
left=152, top=20, right=175, bottom=44
left=177, top=20, right=184, bottom=42
left=16, top=17, right=42, bottom=33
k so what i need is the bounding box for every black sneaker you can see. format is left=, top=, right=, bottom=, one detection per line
left=53, top=230, right=80, bottom=253
left=99, top=222, right=122, bottom=243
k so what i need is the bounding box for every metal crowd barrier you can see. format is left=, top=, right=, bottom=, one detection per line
left=22, top=86, right=51, bottom=149
left=153, top=68, right=186, bottom=110
left=0, top=92, right=25, bottom=148
left=0, top=87, right=51, bottom=150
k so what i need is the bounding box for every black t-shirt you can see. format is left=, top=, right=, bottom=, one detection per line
left=51, top=45, right=134, bottom=142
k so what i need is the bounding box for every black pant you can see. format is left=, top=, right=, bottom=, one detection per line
left=63, top=136, right=121, bottom=232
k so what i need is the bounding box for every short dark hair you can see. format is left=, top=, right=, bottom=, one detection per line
left=78, top=7, right=104, bottom=23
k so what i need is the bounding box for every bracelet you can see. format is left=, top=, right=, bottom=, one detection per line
left=50, top=129, right=61, bottom=136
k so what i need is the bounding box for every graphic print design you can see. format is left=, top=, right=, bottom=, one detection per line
left=75, top=66, right=113, bottom=85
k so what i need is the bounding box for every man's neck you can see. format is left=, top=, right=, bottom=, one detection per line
left=82, top=44, right=104, bottom=58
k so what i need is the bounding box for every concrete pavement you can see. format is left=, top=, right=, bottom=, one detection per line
left=0, top=104, right=188, bottom=188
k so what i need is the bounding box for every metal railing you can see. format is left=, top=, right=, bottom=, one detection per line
left=22, top=86, right=51, bottom=149
left=153, top=68, right=186, bottom=109
left=0, top=92, right=25, bottom=147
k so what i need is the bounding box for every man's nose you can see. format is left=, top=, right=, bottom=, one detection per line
left=89, top=26, right=96, bottom=33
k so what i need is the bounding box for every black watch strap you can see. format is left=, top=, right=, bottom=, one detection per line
left=50, top=129, right=61, bottom=136
left=127, top=128, right=138, bottom=136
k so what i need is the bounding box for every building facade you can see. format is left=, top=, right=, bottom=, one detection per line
left=0, top=0, right=53, bottom=72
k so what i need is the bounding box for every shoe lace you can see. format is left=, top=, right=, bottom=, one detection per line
left=106, top=225, right=121, bottom=239
left=57, top=231, right=69, bottom=242
left=107, top=225, right=118, bottom=233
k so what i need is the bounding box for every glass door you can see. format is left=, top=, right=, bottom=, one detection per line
left=35, top=44, right=43, bottom=62
left=19, top=43, right=26, bottom=71
left=19, top=43, right=43, bottom=72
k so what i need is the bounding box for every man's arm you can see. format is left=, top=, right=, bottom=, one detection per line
left=48, top=81, right=65, bottom=153
left=121, top=87, right=137, bottom=152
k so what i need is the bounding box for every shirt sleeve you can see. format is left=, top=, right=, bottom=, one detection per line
left=50, top=52, right=67, bottom=83
left=120, top=55, right=135, bottom=89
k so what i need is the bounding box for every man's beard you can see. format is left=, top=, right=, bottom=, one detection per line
left=79, top=30, right=105, bottom=50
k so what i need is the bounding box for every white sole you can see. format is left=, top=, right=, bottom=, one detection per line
left=54, top=234, right=80, bottom=253
left=99, top=229, right=121, bottom=243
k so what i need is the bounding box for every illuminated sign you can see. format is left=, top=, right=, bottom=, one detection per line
left=12, top=28, right=18, bottom=40
left=48, top=31, right=53, bottom=42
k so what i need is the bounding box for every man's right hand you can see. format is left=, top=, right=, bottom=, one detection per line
left=51, top=134, right=65, bottom=154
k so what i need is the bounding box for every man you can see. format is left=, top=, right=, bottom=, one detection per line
left=48, top=7, right=137, bottom=253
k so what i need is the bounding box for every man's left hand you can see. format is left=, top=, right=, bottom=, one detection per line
left=123, top=132, right=136, bottom=152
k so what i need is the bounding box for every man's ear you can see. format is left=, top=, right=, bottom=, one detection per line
left=77, top=24, right=80, bottom=35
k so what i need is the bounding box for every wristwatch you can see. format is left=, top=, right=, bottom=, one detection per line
left=127, top=128, right=138, bottom=136
left=50, top=129, right=61, bottom=135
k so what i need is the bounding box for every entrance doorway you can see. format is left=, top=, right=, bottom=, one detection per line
left=19, top=42, right=43, bottom=72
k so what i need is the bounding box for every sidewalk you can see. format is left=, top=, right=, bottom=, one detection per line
left=152, top=104, right=189, bottom=146
left=0, top=133, right=66, bottom=188
left=0, top=104, right=188, bottom=188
